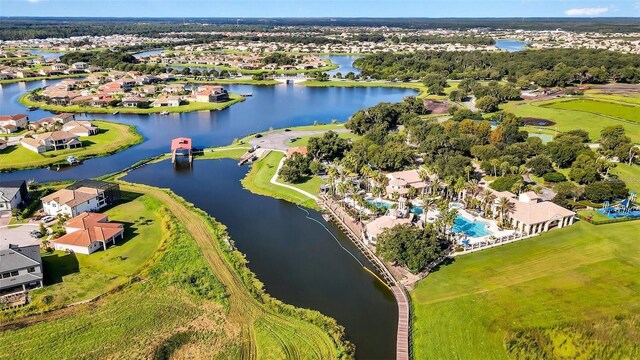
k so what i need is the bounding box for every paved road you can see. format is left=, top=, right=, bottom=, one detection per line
left=248, top=129, right=349, bottom=151
left=0, top=224, right=41, bottom=250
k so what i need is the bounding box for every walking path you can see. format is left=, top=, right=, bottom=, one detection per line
left=269, top=150, right=319, bottom=201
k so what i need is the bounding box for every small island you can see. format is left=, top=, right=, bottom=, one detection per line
left=19, top=73, right=243, bottom=114
left=0, top=115, right=142, bottom=171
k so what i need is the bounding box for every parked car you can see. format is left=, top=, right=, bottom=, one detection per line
left=41, top=216, right=57, bottom=223
left=30, top=230, right=43, bottom=238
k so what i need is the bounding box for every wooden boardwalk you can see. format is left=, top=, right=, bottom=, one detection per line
left=320, top=195, right=411, bottom=360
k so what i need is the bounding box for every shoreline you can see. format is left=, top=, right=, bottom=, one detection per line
left=0, top=120, right=143, bottom=172
left=18, top=92, right=245, bottom=114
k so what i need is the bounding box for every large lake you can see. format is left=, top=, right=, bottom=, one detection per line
left=0, top=73, right=416, bottom=358
left=496, top=39, right=528, bottom=52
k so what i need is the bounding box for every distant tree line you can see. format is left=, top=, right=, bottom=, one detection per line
left=355, top=49, right=640, bottom=85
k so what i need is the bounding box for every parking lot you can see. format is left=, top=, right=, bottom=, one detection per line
left=0, top=224, right=43, bottom=250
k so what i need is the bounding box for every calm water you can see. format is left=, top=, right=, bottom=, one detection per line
left=0, top=77, right=415, bottom=358
left=133, top=49, right=165, bottom=58
left=123, top=159, right=397, bottom=359
left=495, top=39, right=528, bottom=52
left=0, top=80, right=415, bottom=182
left=323, top=55, right=362, bottom=76
left=26, top=49, right=64, bottom=60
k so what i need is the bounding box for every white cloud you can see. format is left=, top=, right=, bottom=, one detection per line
left=564, top=7, right=609, bottom=16
left=26, top=0, right=42, bottom=3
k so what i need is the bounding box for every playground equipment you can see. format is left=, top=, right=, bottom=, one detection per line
left=600, top=192, right=639, bottom=218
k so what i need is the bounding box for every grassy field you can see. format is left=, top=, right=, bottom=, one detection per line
left=610, top=163, right=640, bottom=194
left=542, top=99, right=640, bottom=124
left=19, top=93, right=244, bottom=114
left=2, top=192, right=166, bottom=317
left=241, top=151, right=320, bottom=209
left=288, top=131, right=360, bottom=147
left=236, top=122, right=349, bottom=144
left=503, top=98, right=640, bottom=144
left=411, top=220, right=640, bottom=359
left=0, top=120, right=142, bottom=171
left=0, top=182, right=349, bottom=358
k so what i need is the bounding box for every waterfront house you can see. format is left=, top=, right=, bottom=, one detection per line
left=20, top=131, right=82, bottom=153
left=0, top=245, right=43, bottom=297
left=121, top=96, right=150, bottom=108
left=152, top=96, right=181, bottom=107
left=62, top=120, right=99, bottom=136
left=41, top=180, right=120, bottom=217
left=53, top=212, right=124, bottom=254
left=194, top=85, right=229, bottom=103
left=0, top=180, right=28, bottom=212
left=0, top=114, right=28, bottom=134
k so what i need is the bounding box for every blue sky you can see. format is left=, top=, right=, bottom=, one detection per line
left=2, top=0, right=639, bottom=18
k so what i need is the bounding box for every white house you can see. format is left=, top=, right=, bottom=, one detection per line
left=72, top=62, right=90, bottom=70
left=41, top=187, right=107, bottom=217
left=0, top=114, right=29, bottom=134
left=385, top=169, right=430, bottom=197
left=62, top=120, right=99, bottom=137
left=53, top=212, right=124, bottom=254
left=0, top=245, right=43, bottom=296
left=489, top=190, right=576, bottom=235
left=20, top=131, right=82, bottom=153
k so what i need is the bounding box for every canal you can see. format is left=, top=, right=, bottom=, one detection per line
left=1, top=73, right=416, bottom=358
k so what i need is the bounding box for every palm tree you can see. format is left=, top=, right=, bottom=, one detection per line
left=480, top=189, right=496, bottom=214
left=510, top=180, right=528, bottom=195
left=430, top=179, right=442, bottom=197
left=496, top=196, right=516, bottom=227
left=421, top=195, right=437, bottom=221
left=490, top=159, right=500, bottom=177
left=442, top=207, right=459, bottom=236
left=464, top=165, right=473, bottom=182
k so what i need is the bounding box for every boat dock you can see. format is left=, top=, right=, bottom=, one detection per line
left=171, top=137, right=193, bottom=165
left=319, top=195, right=411, bottom=360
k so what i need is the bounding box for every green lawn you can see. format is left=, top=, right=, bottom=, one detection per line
left=502, top=99, right=640, bottom=144
left=241, top=151, right=319, bottom=209
left=610, top=163, right=640, bottom=194
left=411, top=221, right=640, bottom=359
left=168, top=61, right=338, bottom=75
left=0, top=120, right=142, bottom=171
left=586, top=91, right=640, bottom=106
left=543, top=99, right=640, bottom=124
left=288, top=131, right=361, bottom=147
left=13, top=192, right=166, bottom=314
left=19, top=93, right=244, bottom=114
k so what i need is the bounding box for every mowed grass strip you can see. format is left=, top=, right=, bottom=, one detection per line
left=502, top=100, right=640, bottom=143
left=542, top=98, right=640, bottom=124
left=0, top=120, right=142, bottom=171
left=411, top=221, right=640, bottom=359
left=241, top=151, right=319, bottom=209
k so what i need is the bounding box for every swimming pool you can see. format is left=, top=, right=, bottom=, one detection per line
left=452, top=216, right=491, bottom=238
left=366, top=199, right=423, bottom=215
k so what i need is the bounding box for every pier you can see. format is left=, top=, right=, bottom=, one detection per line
left=319, top=195, right=411, bottom=360
left=171, top=137, right=193, bottom=165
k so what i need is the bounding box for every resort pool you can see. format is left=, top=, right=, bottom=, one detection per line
left=366, top=199, right=423, bottom=215
left=452, top=216, right=491, bottom=238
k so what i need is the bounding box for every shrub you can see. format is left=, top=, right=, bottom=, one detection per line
left=489, top=174, right=522, bottom=192
left=543, top=172, right=567, bottom=183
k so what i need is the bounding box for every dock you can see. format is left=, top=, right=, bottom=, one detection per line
left=171, top=137, right=193, bottom=165
left=319, top=195, right=411, bottom=360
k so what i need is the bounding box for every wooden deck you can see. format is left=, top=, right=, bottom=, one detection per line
left=320, top=195, right=411, bottom=360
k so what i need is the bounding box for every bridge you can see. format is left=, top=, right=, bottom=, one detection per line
left=273, top=74, right=309, bottom=84
left=320, top=195, right=411, bottom=360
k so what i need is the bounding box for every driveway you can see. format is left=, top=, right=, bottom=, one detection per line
left=248, top=129, right=349, bottom=151
left=0, top=224, right=42, bottom=250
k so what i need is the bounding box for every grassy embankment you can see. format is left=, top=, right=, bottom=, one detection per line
left=0, top=120, right=142, bottom=172
left=411, top=220, right=640, bottom=359
left=503, top=95, right=640, bottom=144
left=19, top=92, right=244, bottom=114
left=0, top=182, right=351, bottom=358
